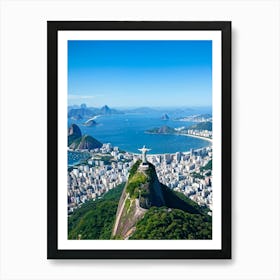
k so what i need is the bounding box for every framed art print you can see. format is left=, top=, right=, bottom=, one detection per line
left=47, top=21, right=231, bottom=259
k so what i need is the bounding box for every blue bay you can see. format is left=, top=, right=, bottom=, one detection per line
left=68, top=111, right=211, bottom=156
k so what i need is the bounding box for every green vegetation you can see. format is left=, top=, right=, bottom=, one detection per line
left=91, top=154, right=114, bottom=165
left=128, top=160, right=141, bottom=179
left=200, top=159, right=212, bottom=172
left=130, top=172, right=147, bottom=185
left=116, top=198, right=138, bottom=238
left=68, top=161, right=212, bottom=241
left=188, top=121, right=212, bottom=131
left=161, top=184, right=209, bottom=215
left=126, top=162, right=162, bottom=205
left=68, top=124, right=82, bottom=146
left=69, top=135, right=102, bottom=150
left=145, top=162, right=156, bottom=182
left=191, top=172, right=205, bottom=179
left=126, top=160, right=148, bottom=198
left=126, top=171, right=148, bottom=198
left=124, top=198, right=131, bottom=213
left=68, top=183, right=124, bottom=240
left=68, top=134, right=80, bottom=146
left=130, top=207, right=212, bottom=240
left=146, top=126, right=175, bottom=134
left=98, top=155, right=113, bottom=165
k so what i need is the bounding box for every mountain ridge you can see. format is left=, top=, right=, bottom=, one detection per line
left=68, top=104, right=123, bottom=120
left=112, top=160, right=209, bottom=239
left=68, top=124, right=102, bottom=150
left=68, top=124, right=82, bottom=146
left=68, top=160, right=212, bottom=240
left=112, top=160, right=166, bottom=239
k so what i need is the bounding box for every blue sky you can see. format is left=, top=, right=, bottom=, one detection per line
left=68, top=40, right=212, bottom=108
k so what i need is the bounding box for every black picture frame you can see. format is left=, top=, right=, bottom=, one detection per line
left=47, top=21, right=231, bottom=259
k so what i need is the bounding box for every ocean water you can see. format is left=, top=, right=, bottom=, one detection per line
left=68, top=111, right=211, bottom=155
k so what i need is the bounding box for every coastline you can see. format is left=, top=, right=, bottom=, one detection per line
left=179, top=133, right=212, bottom=143
left=132, top=146, right=211, bottom=157
left=68, top=131, right=212, bottom=164
left=85, top=115, right=101, bottom=122
left=145, top=131, right=212, bottom=143
left=68, top=144, right=212, bottom=164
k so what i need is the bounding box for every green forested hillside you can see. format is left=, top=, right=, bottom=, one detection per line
left=68, top=179, right=212, bottom=240
left=69, top=135, right=102, bottom=150
left=130, top=207, right=212, bottom=240
left=200, top=159, right=212, bottom=171
left=161, top=184, right=209, bottom=215
left=68, top=183, right=125, bottom=240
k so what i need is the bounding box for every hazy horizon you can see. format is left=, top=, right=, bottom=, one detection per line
left=68, top=103, right=212, bottom=111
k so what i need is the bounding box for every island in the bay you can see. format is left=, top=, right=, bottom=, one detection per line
left=67, top=39, right=214, bottom=240
left=145, top=122, right=212, bottom=140
left=67, top=108, right=213, bottom=240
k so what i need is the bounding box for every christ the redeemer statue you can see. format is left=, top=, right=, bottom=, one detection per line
left=138, top=145, right=151, bottom=164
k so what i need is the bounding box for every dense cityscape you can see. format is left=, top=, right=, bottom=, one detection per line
left=67, top=141, right=213, bottom=215
left=67, top=39, right=214, bottom=240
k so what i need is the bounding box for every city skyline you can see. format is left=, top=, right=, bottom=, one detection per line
left=68, top=40, right=212, bottom=107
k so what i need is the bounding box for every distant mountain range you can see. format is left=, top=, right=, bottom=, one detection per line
left=121, top=107, right=159, bottom=114
left=68, top=104, right=211, bottom=120
left=68, top=104, right=123, bottom=120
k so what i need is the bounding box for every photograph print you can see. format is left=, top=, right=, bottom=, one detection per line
left=48, top=21, right=231, bottom=259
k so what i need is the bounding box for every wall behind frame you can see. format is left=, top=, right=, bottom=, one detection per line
left=0, top=0, right=279, bottom=279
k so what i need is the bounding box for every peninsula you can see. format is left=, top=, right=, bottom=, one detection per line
left=145, top=124, right=212, bottom=142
